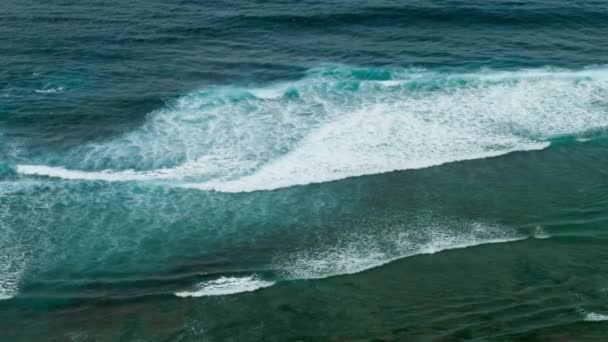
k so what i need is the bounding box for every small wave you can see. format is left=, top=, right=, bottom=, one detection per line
left=173, top=221, right=522, bottom=298
left=281, top=236, right=522, bottom=280
left=34, top=87, right=64, bottom=94
left=276, top=221, right=524, bottom=280
left=175, top=275, right=275, bottom=298
left=533, top=226, right=551, bottom=239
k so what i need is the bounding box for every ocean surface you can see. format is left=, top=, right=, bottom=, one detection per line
left=2, top=0, right=608, bottom=340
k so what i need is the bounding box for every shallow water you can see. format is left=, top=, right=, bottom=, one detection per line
left=2, top=0, right=608, bottom=340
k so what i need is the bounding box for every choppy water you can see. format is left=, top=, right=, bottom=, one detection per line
left=2, top=0, right=608, bottom=340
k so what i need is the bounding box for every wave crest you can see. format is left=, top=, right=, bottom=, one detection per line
left=275, top=220, right=522, bottom=280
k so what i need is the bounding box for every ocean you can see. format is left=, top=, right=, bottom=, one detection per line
left=2, top=0, right=608, bottom=340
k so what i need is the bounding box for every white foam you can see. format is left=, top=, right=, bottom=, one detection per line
left=189, top=137, right=548, bottom=193
left=34, top=87, right=64, bottom=94
left=0, top=202, right=25, bottom=300
left=190, top=68, right=607, bottom=192
left=533, top=225, right=551, bottom=239
left=0, top=260, right=21, bottom=300
left=377, top=80, right=403, bottom=86
left=277, top=221, right=524, bottom=280
left=0, top=277, right=19, bottom=300
left=175, top=275, right=275, bottom=297
left=248, top=85, right=290, bottom=99
left=174, top=222, right=522, bottom=296
left=17, top=155, right=259, bottom=182
left=16, top=67, right=608, bottom=191
left=585, top=312, right=608, bottom=321
left=17, top=164, right=161, bottom=181
left=282, top=236, right=522, bottom=280
left=467, top=68, right=608, bottom=82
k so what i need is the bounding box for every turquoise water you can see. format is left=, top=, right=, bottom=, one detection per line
left=2, top=1, right=608, bottom=340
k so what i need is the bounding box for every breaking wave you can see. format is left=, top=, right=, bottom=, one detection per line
left=274, top=220, right=523, bottom=280
left=175, top=218, right=528, bottom=297
left=175, top=275, right=275, bottom=297
left=17, top=66, right=608, bottom=192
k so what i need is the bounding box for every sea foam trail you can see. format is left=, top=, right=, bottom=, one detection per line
left=175, top=276, right=275, bottom=297
left=16, top=66, right=608, bottom=191
left=16, top=164, right=189, bottom=182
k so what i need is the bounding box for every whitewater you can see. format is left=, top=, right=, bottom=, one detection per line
left=15, top=66, right=608, bottom=192
left=173, top=219, right=529, bottom=298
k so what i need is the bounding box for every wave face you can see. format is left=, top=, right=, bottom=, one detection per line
left=17, top=66, right=608, bottom=191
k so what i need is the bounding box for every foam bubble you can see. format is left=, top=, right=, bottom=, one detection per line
left=175, top=275, right=275, bottom=297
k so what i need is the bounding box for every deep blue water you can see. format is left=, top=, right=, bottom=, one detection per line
left=2, top=1, right=608, bottom=340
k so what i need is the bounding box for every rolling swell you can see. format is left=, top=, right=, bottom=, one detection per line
left=17, top=66, right=608, bottom=192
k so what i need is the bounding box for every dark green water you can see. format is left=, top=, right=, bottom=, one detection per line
left=2, top=0, right=608, bottom=340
